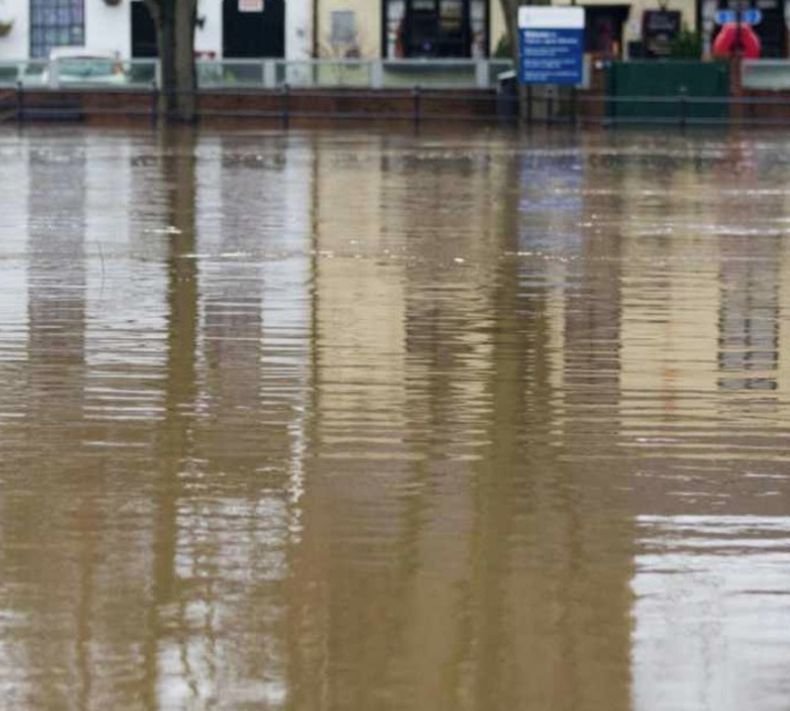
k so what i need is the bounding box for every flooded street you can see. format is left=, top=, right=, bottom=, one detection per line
left=1, top=125, right=790, bottom=710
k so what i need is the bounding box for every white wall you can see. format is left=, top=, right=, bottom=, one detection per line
left=286, top=0, right=312, bottom=60
left=0, top=0, right=29, bottom=60
left=0, top=0, right=303, bottom=62
left=86, top=0, right=131, bottom=58
left=196, top=0, right=222, bottom=58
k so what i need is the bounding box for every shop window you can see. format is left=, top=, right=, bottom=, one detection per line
left=440, top=0, right=463, bottom=32
left=385, top=0, right=488, bottom=58
left=30, top=0, right=84, bottom=59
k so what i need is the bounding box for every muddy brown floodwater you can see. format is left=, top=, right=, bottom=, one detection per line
left=1, top=125, right=790, bottom=710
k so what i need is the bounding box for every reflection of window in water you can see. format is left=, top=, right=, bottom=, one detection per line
left=718, top=259, right=779, bottom=391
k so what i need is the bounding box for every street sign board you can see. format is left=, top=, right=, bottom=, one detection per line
left=714, top=8, right=762, bottom=24
left=518, top=7, right=585, bottom=86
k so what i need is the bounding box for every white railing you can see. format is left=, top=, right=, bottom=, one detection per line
left=0, top=58, right=514, bottom=91
left=742, top=60, right=790, bottom=91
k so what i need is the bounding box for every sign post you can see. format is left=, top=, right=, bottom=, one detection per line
left=518, top=6, right=585, bottom=86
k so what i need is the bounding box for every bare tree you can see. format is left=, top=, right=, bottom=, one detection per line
left=143, top=0, right=198, bottom=122
left=499, top=0, right=527, bottom=120
left=499, top=0, right=521, bottom=66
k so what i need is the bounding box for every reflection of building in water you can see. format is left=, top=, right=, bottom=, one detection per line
left=617, top=163, right=722, bottom=425
left=718, top=235, right=780, bottom=392
left=563, top=151, right=623, bottom=457
left=285, top=135, right=414, bottom=709
left=632, top=515, right=790, bottom=711
left=26, top=140, right=87, bottom=425
left=613, top=145, right=785, bottom=404
left=285, top=137, right=634, bottom=711
left=143, top=132, right=313, bottom=706
left=780, top=239, right=790, bottom=396
left=0, top=135, right=88, bottom=708
left=0, top=143, right=29, bottom=441
left=82, top=135, right=170, bottom=431
left=612, top=146, right=790, bottom=443
left=614, top=141, right=790, bottom=710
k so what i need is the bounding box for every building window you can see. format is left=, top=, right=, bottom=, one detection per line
left=330, top=10, right=360, bottom=56
left=384, top=0, right=487, bottom=58
left=331, top=11, right=357, bottom=45
left=30, top=0, right=85, bottom=59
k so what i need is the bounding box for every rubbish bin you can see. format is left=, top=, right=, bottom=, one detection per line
left=497, top=70, right=518, bottom=119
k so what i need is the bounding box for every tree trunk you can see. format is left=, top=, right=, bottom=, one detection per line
left=499, top=0, right=528, bottom=123
left=500, top=0, right=520, bottom=65
left=144, top=0, right=198, bottom=123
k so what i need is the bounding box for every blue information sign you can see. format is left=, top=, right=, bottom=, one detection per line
left=519, top=28, right=584, bottom=85
left=518, top=7, right=585, bottom=86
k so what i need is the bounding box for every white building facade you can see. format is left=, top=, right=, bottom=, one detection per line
left=0, top=0, right=313, bottom=61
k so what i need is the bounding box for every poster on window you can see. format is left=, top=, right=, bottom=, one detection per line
left=239, top=0, right=264, bottom=12
left=641, top=10, right=681, bottom=57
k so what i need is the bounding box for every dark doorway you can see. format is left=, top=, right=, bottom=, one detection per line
left=131, top=0, right=157, bottom=58
left=584, top=6, right=630, bottom=58
left=223, top=0, right=285, bottom=58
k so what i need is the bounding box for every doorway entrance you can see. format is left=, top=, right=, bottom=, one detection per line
left=222, top=0, right=285, bottom=58
left=131, top=0, right=157, bottom=58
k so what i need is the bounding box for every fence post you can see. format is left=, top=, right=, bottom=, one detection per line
left=281, top=82, right=290, bottom=129
left=49, top=58, right=59, bottom=89
left=526, top=85, right=532, bottom=124
left=570, top=86, right=578, bottom=126
left=16, top=80, right=23, bottom=123
left=678, top=84, right=688, bottom=128
left=150, top=79, right=158, bottom=125
left=475, top=60, right=488, bottom=89
left=413, top=85, right=421, bottom=128
left=263, top=60, right=276, bottom=89
left=371, top=60, right=384, bottom=90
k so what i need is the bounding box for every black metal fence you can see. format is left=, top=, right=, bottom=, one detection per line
left=2, top=83, right=790, bottom=128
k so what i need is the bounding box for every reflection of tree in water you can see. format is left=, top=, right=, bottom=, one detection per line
left=463, top=151, right=632, bottom=711
left=143, top=125, right=199, bottom=709
left=143, top=128, right=309, bottom=707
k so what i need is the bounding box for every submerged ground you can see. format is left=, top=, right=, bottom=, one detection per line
left=0, top=125, right=789, bottom=710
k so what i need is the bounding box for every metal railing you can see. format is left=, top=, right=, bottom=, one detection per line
left=4, top=57, right=790, bottom=128
left=0, top=58, right=513, bottom=91
left=3, top=85, right=790, bottom=128
left=742, top=60, right=790, bottom=91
